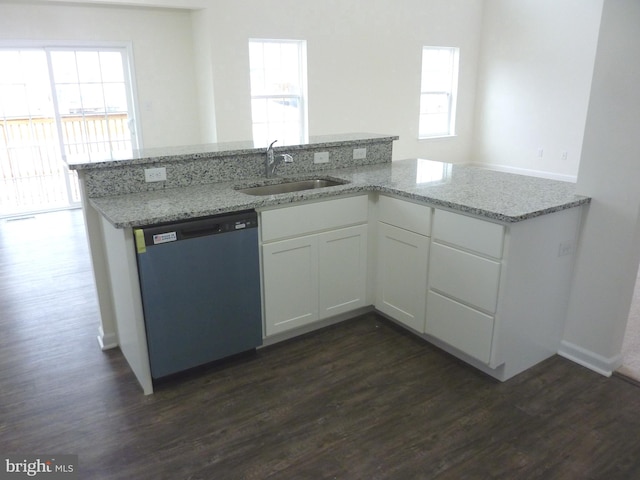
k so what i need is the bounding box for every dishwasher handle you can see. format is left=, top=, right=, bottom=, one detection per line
left=180, top=223, right=224, bottom=239
left=136, top=210, right=258, bottom=249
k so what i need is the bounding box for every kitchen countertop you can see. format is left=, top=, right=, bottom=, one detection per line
left=90, top=159, right=590, bottom=228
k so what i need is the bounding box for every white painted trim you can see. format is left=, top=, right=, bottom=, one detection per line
left=466, top=162, right=578, bottom=183
left=97, top=326, right=118, bottom=351
left=558, top=340, right=622, bottom=377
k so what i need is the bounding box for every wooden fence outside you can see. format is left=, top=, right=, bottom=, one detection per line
left=0, top=113, right=130, bottom=215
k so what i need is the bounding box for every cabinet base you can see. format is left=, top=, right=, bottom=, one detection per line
left=261, top=306, right=374, bottom=347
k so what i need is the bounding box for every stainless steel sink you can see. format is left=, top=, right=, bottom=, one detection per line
left=237, top=178, right=348, bottom=196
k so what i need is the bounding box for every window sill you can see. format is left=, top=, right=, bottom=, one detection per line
left=418, top=134, right=457, bottom=141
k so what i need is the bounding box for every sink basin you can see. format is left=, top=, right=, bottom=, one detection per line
left=237, top=178, right=348, bottom=196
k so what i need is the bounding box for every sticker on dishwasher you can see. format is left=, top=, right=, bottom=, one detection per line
left=153, top=231, right=178, bottom=244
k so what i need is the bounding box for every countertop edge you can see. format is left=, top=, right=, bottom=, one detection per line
left=91, top=177, right=591, bottom=229
left=372, top=186, right=591, bottom=223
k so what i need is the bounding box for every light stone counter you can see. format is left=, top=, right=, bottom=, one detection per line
left=90, top=159, right=590, bottom=228
left=66, top=133, right=397, bottom=170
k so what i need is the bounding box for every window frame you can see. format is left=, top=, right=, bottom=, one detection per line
left=418, top=46, right=460, bottom=139
left=248, top=38, right=308, bottom=147
left=47, top=45, right=141, bottom=155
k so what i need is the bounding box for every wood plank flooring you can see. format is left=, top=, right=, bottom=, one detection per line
left=2, top=210, right=640, bottom=479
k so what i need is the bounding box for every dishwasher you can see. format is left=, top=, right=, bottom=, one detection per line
left=134, top=210, right=262, bottom=379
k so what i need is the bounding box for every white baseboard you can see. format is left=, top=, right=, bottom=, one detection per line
left=97, top=327, right=118, bottom=351
left=467, top=162, right=577, bottom=183
left=558, top=340, right=622, bottom=377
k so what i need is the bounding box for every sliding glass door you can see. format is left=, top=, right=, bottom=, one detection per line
left=0, top=46, right=139, bottom=217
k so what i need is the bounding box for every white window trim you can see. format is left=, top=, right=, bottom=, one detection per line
left=248, top=38, right=308, bottom=146
left=418, top=46, right=460, bottom=140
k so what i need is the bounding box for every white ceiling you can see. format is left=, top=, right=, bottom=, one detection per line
left=36, top=0, right=207, bottom=9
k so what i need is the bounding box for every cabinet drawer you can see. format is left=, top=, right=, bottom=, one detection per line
left=432, top=209, right=504, bottom=258
left=429, top=242, right=501, bottom=314
left=426, top=290, right=494, bottom=364
left=261, top=195, right=368, bottom=242
left=378, top=195, right=431, bottom=236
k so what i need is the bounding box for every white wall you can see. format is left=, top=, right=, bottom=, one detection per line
left=560, top=0, right=640, bottom=375
left=473, top=0, right=603, bottom=180
left=0, top=2, right=202, bottom=149
left=191, top=8, right=217, bottom=143
left=203, top=0, right=484, bottom=162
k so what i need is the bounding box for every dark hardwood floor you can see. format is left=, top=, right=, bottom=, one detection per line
left=2, top=210, right=640, bottom=479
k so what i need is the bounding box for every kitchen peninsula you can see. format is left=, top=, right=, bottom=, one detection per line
left=68, top=134, right=590, bottom=394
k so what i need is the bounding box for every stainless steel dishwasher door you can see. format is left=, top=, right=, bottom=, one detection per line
left=135, top=211, right=262, bottom=379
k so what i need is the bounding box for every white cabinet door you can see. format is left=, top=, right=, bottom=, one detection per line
left=319, top=224, right=368, bottom=319
left=376, top=222, right=429, bottom=332
left=263, top=235, right=319, bottom=336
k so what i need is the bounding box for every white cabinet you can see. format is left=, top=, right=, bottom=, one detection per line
left=376, top=222, right=429, bottom=332
left=319, top=224, right=368, bottom=319
left=426, top=290, right=495, bottom=364
left=426, top=209, right=504, bottom=365
left=375, top=196, right=431, bottom=332
left=262, top=235, right=319, bottom=335
left=428, top=242, right=501, bottom=314
left=425, top=207, right=583, bottom=381
left=261, top=195, right=369, bottom=336
left=261, top=193, right=584, bottom=382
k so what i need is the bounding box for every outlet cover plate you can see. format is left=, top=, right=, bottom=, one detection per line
left=144, top=167, right=167, bottom=182
left=314, top=152, right=329, bottom=164
left=353, top=147, right=366, bottom=160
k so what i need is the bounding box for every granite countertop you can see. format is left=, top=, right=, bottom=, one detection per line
left=66, top=133, right=398, bottom=170
left=90, top=159, right=591, bottom=228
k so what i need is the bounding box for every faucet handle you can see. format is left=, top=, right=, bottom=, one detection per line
left=281, top=153, right=293, bottom=163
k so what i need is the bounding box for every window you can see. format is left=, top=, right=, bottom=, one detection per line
left=49, top=48, right=138, bottom=156
left=418, top=46, right=459, bottom=138
left=249, top=39, right=308, bottom=147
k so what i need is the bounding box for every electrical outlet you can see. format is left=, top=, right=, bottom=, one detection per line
left=353, top=147, right=366, bottom=160
left=314, top=152, right=329, bottom=164
left=144, top=167, right=166, bottom=182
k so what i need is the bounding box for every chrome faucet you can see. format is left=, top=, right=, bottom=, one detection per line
left=265, top=139, right=293, bottom=178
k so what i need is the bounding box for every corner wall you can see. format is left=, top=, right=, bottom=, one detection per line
left=561, top=0, right=640, bottom=375
left=472, top=0, right=603, bottom=180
